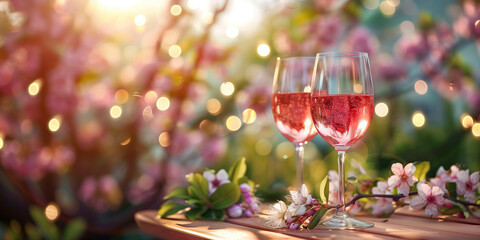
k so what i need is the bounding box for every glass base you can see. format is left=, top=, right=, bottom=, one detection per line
left=317, top=212, right=374, bottom=229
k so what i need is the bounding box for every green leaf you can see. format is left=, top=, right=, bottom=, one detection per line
left=186, top=198, right=207, bottom=206
left=446, top=199, right=469, bottom=218
left=440, top=206, right=462, bottom=215
left=446, top=182, right=457, bottom=198
left=185, top=207, right=207, bottom=221
left=25, top=222, right=41, bottom=240
left=186, top=173, right=209, bottom=200
left=62, top=219, right=86, bottom=240
left=209, top=183, right=240, bottom=210
left=164, top=187, right=190, bottom=200
left=319, top=175, right=329, bottom=204
left=307, top=207, right=328, bottom=230
left=228, top=157, right=247, bottom=183
left=158, top=201, right=189, bottom=218
left=201, top=209, right=226, bottom=221
left=414, top=161, right=430, bottom=181
left=30, top=206, right=59, bottom=240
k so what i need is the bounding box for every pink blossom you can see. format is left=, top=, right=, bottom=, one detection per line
left=371, top=181, right=394, bottom=216
left=456, top=170, right=480, bottom=202
left=344, top=27, right=379, bottom=57
left=430, top=165, right=459, bottom=193
left=410, top=183, right=445, bottom=217
left=227, top=204, right=243, bottom=218
left=376, top=60, right=407, bottom=82
left=203, top=169, right=230, bottom=195
left=388, top=163, right=418, bottom=196
left=396, top=34, right=429, bottom=61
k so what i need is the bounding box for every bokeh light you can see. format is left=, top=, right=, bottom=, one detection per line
left=159, top=132, right=170, bottom=147
left=170, top=4, right=182, bottom=16
left=110, top=105, right=122, bottom=119
left=115, top=89, right=129, bottom=104
left=255, top=139, right=272, bottom=156
left=226, top=116, right=242, bottom=131
left=134, top=14, right=146, bottom=26
left=380, top=0, right=396, bottom=16
left=375, top=102, right=389, bottom=117
left=257, top=43, right=270, bottom=57
left=168, top=44, right=182, bottom=58
left=28, top=79, right=42, bottom=96
left=0, top=134, right=3, bottom=150
left=156, top=97, right=170, bottom=111
left=275, top=142, right=295, bottom=160
left=354, top=84, right=363, bottom=93
left=412, top=112, right=426, bottom=128
left=414, top=80, right=428, bottom=95
left=362, top=0, right=379, bottom=9
left=187, top=0, right=200, bottom=10
left=120, top=138, right=131, bottom=146
left=220, top=82, right=235, bottom=96
left=472, top=123, right=480, bottom=137
left=144, top=91, right=158, bottom=105
left=48, top=116, right=62, bottom=132
left=226, top=26, right=239, bottom=38
left=242, top=108, right=257, bottom=124
left=461, top=113, right=474, bottom=128
left=206, top=98, right=222, bottom=115
left=45, top=203, right=60, bottom=221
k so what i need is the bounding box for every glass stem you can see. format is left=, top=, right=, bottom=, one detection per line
left=295, top=144, right=305, bottom=188
left=337, top=150, right=346, bottom=213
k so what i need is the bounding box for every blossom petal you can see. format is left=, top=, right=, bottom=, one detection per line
left=216, top=169, right=229, bottom=181
left=436, top=166, right=445, bottom=177
left=377, top=181, right=389, bottom=192
left=410, top=196, right=426, bottom=210
left=391, top=163, right=404, bottom=176
left=425, top=204, right=438, bottom=217
left=457, top=170, right=469, bottom=183
left=470, top=171, right=479, bottom=184
left=398, top=182, right=410, bottom=196
left=456, top=181, right=466, bottom=196
left=431, top=186, right=444, bottom=197
left=388, top=175, right=400, bottom=190
left=203, top=171, right=215, bottom=181
left=417, top=183, right=430, bottom=199
left=404, top=163, right=416, bottom=176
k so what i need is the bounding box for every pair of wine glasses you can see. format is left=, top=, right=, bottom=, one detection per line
left=271, top=52, right=374, bottom=229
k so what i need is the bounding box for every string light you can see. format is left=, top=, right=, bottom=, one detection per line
left=375, top=102, right=389, bottom=117
left=48, top=116, right=62, bottom=132
left=242, top=108, right=257, bottom=124
left=170, top=4, right=182, bottom=16
left=156, top=97, right=170, bottom=111
left=45, top=203, right=60, bottom=221
left=110, top=105, right=122, bottom=119
left=168, top=44, right=182, bottom=58
left=28, top=79, right=42, bottom=96
left=461, top=113, right=474, bottom=128
left=257, top=43, right=270, bottom=57
left=206, top=98, right=221, bottom=115
left=0, top=134, right=3, bottom=150
left=220, top=82, right=235, bottom=96
left=412, top=111, right=426, bottom=128
left=226, top=116, right=242, bottom=131
left=472, top=123, right=480, bottom=137
left=159, top=132, right=170, bottom=147
left=414, top=80, right=428, bottom=95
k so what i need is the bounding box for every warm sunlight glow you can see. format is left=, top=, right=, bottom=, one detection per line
left=414, top=80, right=428, bottom=95
left=159, top=132, right=170, bottom=147
left=134, top=14, right=146, bottom=26
left=242, top=108, right=257, bottom=124
left=220, top=82, right=235, bottom=96
left=226, top=26, right=239, bottom=38
left=156, top=97, right=170, bottom=111
left=170, top=4, right=182, bottom=16
left=472, top=123, right=480, bottom=137
left=28, top=79, right=42, bottom=96
left=412, top=111, right=426, bottom=128
left=226, top=116, right=242, bottom=131
left=110, top=105, right=122, bottom=119
left=461, top=113, right=474, bottom=128
left=375, top=102, right=389, bottom=117
left=257, top=43, right=270, bottom=57
left=45, top=203, right=60, bottom=221
left=48, top=116, right=62, bottom=132
left=187, top=0, right=200, bottom=10
left=206, top=98, right=222, bottom=115
left=168, top=44, right=182, bottom=58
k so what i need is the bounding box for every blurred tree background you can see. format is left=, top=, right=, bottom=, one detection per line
left=0, top=0, right=479, bottom=238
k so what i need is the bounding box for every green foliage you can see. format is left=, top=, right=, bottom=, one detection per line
left=414, top=161, right=430, bottom=181
left=319, top=175, right=329, bottom=204
left=30, top=206, right=60, bottom=240
left=307, top=207, right=328, bottom=230
left=159, top=158, right=254, bottom=221
left=446, top=182, right=457, bottom=198
left=62, top=219, right=86, bottom=240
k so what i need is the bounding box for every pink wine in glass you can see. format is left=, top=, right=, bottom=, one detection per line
left=272, top=92, right=317, bottom=145
left=310, top=94, right=374, bottom=149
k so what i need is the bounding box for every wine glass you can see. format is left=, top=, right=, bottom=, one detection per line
left=310, top=52, right=374, bottom=229
left=272, top=57, right=318, bottom=188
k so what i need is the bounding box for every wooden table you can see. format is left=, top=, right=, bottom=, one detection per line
left=135, top=207, right=480, bottom=239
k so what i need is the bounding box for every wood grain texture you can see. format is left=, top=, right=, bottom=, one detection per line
left=135, top=209, right=480, bottom=240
